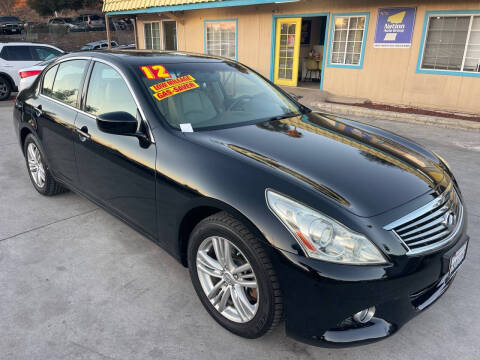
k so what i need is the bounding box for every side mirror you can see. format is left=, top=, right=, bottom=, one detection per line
left=97, top=111, right=138, bottom=136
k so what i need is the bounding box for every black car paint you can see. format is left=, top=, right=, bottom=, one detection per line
left=13, top=51, right=468, bottom=346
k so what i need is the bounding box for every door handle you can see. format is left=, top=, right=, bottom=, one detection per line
left=33, top=105, right=42, bottom=117
left=76, top=126, right=91, bottom=141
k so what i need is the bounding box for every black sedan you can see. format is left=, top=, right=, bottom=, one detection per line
left=13, top=51, right=469, bottom=346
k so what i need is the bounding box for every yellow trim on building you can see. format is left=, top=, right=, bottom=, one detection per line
left=103, top=0, right=221, bottom=13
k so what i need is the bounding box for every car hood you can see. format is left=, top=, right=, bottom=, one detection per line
left=192, top=112, right=448, bottom=217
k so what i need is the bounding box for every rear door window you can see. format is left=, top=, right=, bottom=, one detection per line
left=51, top=60, right=88, bottom=107
left=32, top=46, right=62, bottom=61
left=85, top=62, right=137, bottom=118
left=0, top=46, right=33, bottom=61
left=42, top=65, right=58, bottom=97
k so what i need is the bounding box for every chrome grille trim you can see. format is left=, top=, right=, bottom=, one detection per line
left=384, top=184, right=463, bottom=255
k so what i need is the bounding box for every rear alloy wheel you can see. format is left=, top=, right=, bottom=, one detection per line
left=24, top=134, right=68, bottom=196
left=188, top=212, right=283, bottom=338
left=27, top=142, right=46, bottom=189
left=0, top=77, right=11, bottom=101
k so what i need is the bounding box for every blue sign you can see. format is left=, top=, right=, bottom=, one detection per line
left=374, top=7, right=417, bottom=48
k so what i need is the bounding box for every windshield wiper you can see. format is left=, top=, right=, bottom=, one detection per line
left=268, top=112, right=302, bottom=121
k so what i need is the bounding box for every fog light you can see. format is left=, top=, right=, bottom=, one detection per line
left=353, top=306, right=375, bottom=323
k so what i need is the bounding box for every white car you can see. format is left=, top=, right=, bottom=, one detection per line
left=18, top=59, right=54, bottom=93
left=81, top=40, right=119, bottom=50
left=0, top=42, right=63, bottom=100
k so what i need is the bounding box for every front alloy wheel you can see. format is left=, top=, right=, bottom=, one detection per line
left=196, top=236, right=259, bottom=323
left=188, top=212, right=283, bottom=339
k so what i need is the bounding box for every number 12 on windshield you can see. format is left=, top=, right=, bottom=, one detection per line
left=140, top=65, right=171, bottom=80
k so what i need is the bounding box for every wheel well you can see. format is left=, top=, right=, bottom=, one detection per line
left=178, top=206, right=222, bottom=267
left=0, top=72, right=15, bottom=91
left=20, top=127, right=32, bottom=154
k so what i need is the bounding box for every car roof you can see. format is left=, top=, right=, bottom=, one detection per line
left=0, top=42, right=59, bottom=46
left=62, top=50, right=229, bottom=65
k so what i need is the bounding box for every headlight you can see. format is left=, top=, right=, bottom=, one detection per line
left=266, top=190, right=387, bottom=265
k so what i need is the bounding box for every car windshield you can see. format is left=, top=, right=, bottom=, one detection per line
left=64, top=18, right=73, bottom=23
left=139, top=61, right=302, bottom=131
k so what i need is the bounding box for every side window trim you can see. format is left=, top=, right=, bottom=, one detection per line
left=82, top=60, right=139, bottom=125
left=39, top=58, right=91, bottom=110
left=80, top=60, right=95, bottom=112
left=81, top=59, right=155, bottom=143
left=76, top=59, right=92, bottom=109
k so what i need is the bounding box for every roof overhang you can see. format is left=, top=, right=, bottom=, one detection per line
left=104, top=0, right=299, bottom=16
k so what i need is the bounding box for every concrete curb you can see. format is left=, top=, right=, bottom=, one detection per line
left=314, top=102, right=480, bottom=131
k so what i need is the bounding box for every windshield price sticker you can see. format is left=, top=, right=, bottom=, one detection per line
left=140, top=65, right=171, bottom=80
left=151, top=74, right=199, bottom=101
left=150, top=75, right=196, bottom=92
left=153, top=80, right=199, bottom=101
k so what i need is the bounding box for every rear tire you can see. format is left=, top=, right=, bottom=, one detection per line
left=23, top=134, right=68, bottom=196
left=188, top=211, right=283, bottom=339
left=0, top=76, right=11, bottom=101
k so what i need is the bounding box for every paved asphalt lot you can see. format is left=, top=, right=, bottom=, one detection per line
left=0, top=98, right=479, bottom=360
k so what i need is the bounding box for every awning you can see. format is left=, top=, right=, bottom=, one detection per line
left=103, top=0, right=219, bottom=13
left=103, top=0, right=297, bottom=15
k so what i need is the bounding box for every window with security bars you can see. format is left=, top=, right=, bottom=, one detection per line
left=205, top=21, right=237, bottom=60
left=144, top=22, right=161, bottom=50
left=421, top=15, right=480, bottom=72
left=330, top=15, right=366, bottom=66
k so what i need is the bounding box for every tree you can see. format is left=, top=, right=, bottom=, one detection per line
left=0, top=0, right=16, bottom=16
left=27, top=0, right=90, bottom=16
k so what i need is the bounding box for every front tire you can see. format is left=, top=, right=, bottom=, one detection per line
left=24, top=134, right=68, bottom=196
left=188, top=211, right=283, bottom=339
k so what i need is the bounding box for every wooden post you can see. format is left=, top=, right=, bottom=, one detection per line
left=105, top=15, right=112, bottom=49
left=133, top=16, right=138, bottom=49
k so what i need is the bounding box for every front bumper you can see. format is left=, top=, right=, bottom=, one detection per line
left=269, top=232, right=469, bottom=347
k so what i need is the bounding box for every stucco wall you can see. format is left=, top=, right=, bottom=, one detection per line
left=135, top=0, right=480, bottom=114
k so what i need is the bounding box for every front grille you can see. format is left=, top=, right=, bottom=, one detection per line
left=384, top=184, right=463, bottom=255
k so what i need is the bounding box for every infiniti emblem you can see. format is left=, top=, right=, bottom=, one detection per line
left=442, top=211, right=457, bottom=231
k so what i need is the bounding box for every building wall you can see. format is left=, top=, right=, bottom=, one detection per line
left=136, top=0, right=480, bottom=114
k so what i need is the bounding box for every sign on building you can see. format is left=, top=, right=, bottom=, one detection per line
left=374, top=7, right=417, bottom=48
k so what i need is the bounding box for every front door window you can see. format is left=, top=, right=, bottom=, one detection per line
left=85, top=62, right=137, bottom=118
